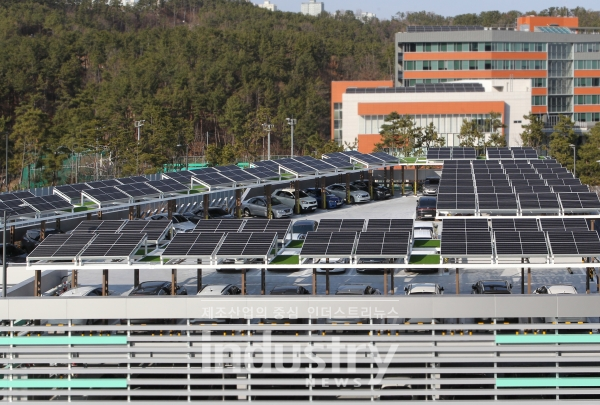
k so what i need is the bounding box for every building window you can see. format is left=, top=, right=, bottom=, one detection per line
left=532, top=78, right=547, bottom=88
left=575, top=43, right=600, bottom=53
left=575, top=95, right=600, bottom=105
left=574, top=113, right=600, bottom=122
left=575, top=60, right=600, bottom=70
left=333, top=103, right=343, bottom=143
left=532, top=96, right=547, bottom=106
left=575, top=78, right=600, bottom=87
left=402, top=42, right=547, bottom=53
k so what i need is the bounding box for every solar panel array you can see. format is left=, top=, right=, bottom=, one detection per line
left=146, top=178, right=188, bottom=193
left=162, top=232, right=224, bottom=258
left=301, top=232, right=357, bottom=257
left=215, top=232, right=277, bottom=257
left=241, top=219, right=292, bottom=233
left=72, top=220, right=126, bottom=233
left=118, top=221, right=171, bottom=241
left=441, top=229, right=493, bottom=257
left=355, top=231, right=411, bottom=258
left=347, top=83, right=485, bottom=94
left=547, top=231, right=600, bottom=256
left=487, top=147, right=538, bottom=159
left=194, top=220, right=244, bottom=233
left=28, top=234, right=95, bottom=260
left=366, top=219, right=414, bottom=231
left=116, top=182, right=161, bottom=198
left=83, top=187, right=130, bottom=203
left=55, top=183, right=91, bottom=199
left=78, top=233, right=146, bottom=258
left=213, top=165, right=260, bottom=183
left=22, top=195, right=73, bottom=212
left=539, top=218, right=589, bottom=231
left=490, top=218, right=539, bottom=231
left=494, top=231, right=549, bottom=257
left=407, top=25, right=484, bottom=32
left=316, top=219, right=365, bottom=232
left=292, top=156, right=338, bottom=172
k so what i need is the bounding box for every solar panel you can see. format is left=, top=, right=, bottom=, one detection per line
left=72, top=220, right=126, bottom=233
left=192, top=170, right=236, bottom=187
left=27, top=234, right=95, bottom=260
left=0, top=192, right=35, bottom=201
left=23, top=195, right=73, bottom=212
left=78, top=233, right=146, bottom=259
left=320, top=155, right=354, bottom=169
left=451, top=148, right=477, bottom=159
left=54, top=184, right=91, bottom=199
left=244, top=166, right=279, bottom=180
left=487, top=148, right=513, bottom=159
left=162, top=232, right=224, bottom=258
left=559, top=192, right=600, bottom=210
left=116, top=176, right=148, bottom=184
left=146, top=178, right=188, bottom=193
left=323, top=152, right=352, bottom=162
left=213, top=166, right=260, bottom=183
left=273, top=158, right=318, bottom=175
left=215, top=232, right=277, bottom=257
left=552, top=185, right=589, bottom=193
left=441, top=230, right=492, bottom=257
left=193, top=220, right=244, bottom=233
left=427, top=147, right=452, bottom=160
left=477, top=186, right=513, bottom=194
left=83, top=186, right=130, bottom=203
left=251, top=160, right=281, bottom=172
left=292, top=156, right=337, bottom=172
left=86, top=179, right=121, bottom=188
left=539, top=218, right=589, bottom=232
left=241, top=219, right=292, bottom=234
left=518, top=193, right=560, bottom=211
left=494, top=231, right=549, bottom=257
left=116, top=182, right=161, bottom=198
left=547, top=231, right=600, bottom=257
left=355, top=231, right=411, bottom=258
left=366, top=219, right=414, bottom=232
left=119, top=220, right=171, bottom=241
left=348, top=153, right=385, bottom=166
left=436, top=193, right=476, bottom=211
left=369, top=152, right=398, bottom=163
left=491, top=218, right=539, bottom=231
left=0, top=199, right=36, bottom=215
left=300, top=231, right=357, bottom=257
left=477, top=193, right=518, bottom=211
left=442, top=218, right=489, bottom=231
left=316, top=219, right=365, bottom=232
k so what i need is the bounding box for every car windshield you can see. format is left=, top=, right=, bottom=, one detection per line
left=271, top=197, right=283, bottom=205
left=132, top=282, right=165, bottom=295
left=483, top=283, right=508, bottom=292
left=297, top=191, right=309, bottom=198
left=409, top=291, right=436, bottom=295
left=349, top=185, right=360, bottom=191
left=419, top=199, right=436, bottom=208
left=426, top=178, right=440, bottom=185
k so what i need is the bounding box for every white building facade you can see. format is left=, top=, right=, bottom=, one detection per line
left=258, top=1, right=277, bottom=11
left=301, top=0, right=324, bottom=16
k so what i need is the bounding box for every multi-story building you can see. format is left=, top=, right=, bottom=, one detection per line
left=332, top=16, right=600, bottom=152
left=258, top=0, right=277, bottom=11
left=301, top=0, right=324, bottom=17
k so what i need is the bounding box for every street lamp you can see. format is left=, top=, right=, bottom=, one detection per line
left=570, top=143, right=576, bottom=177
left=262, top=122, right=274, bottom=160
left=286, top=117, right=297, bottom=158
left=134, top=120, right=145, bottom=175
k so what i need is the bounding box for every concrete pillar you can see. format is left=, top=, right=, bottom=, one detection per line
left=264, top=184, right=272, bottom=219
left=235, top=189, right=242, bottom=219
left=528, top=268, right=532, bottom=294
left=294, top=180, right=301, bottom=215
left=521, top=258, right=525, bottom=294
left=345, top=173, right=351, bottom=204
left=10, top=225, right=15, bottom=244
left=383, top=269, right=388, bottom=295
left=203, top=194, right=209, bottom=220
left=390, top=269, right=394, bottom=295
left=360, top=171, right=365, bottom=181
left=197, top=259, right=202, bottom=293
left=102, top=270, right=109, bottom=296
left=414, top=166, right=418, bottom=195
left=171, top=268, right=177, bottom=295
left=40, top=220, right=46, bottom=241
left=97, top=210, right=103, bottom=220
left=368, top=170, right=374, bottom=200
left=34, top=270, right=42, bottom=297
left=401, top=167, right=405, bottom=196
left=71, top=270, right=78, bottom=289
left=325, top=269, right=330, bottom=295
left=55, top=218, right=61, bottom=232
left=241, top=269, right=246, bottom=295
left=320, top=177, right=327, bottom=209
left=134, top=269, right=139, bottom=287
left=136, top=204, right=141, bottom=219
left=129, top=206, right=134, bottom=220
left=86, top=213, right=92, bottom=220
left=383, top=167, right=388, bottom=188
left=312, top=269, right=317, bottom=295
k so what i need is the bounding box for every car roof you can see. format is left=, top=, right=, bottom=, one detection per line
left=418, top=196, right=437, bottom=203
left=138, top=281, right=169, bottom=288
left=60, top=286, right=97, bottom=296
left=546, top=285, right=577, bottom=294
left=197, top=285, right=231, bottom=295
left=270, top=285, right=300, bottom=294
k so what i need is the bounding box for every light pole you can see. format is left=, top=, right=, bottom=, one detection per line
left=570, top=143, right=576, bottom=177
left=286, top=117, right=297, bottom=158
left=2, top=207, right=23, bottom=298
left=134, top=120, right=145, bottom=175
left=4, top=131, right=8, bottom=192
left=262, top=122, right=274, bottom=160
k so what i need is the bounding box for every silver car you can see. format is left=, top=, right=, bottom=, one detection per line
left=272, top=188, right=318, bottom=212
left=241, top=196, right=292, bottom=218
left=326, top=184, right=370, bottom=203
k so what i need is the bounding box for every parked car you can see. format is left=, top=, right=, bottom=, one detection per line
left=422, top=177, right=440, bottom=196
left=314, top=258, right=348, bottom=273
left=534, top=285, right=577, bottom=295
left=335, top=284, right=381, bottom=295
left=291, top=220, right=318, bottom=239
left=269, top=285, right=311, bottom=295
left=272, top=188, right=318, bottom=212
left=0, top=244, right=28, bottom=264
left=472, top=280, right=512, bottom=294
left=326, top=184, right=370, bottom=204
left=128, top=281, right=188, bottom=296
left=350, top=180, right=391, bottom=200
left=356, top=257, right=392, bottom=272
left=147, top=213, right=195, bottom=233
left=21, top=228, right=64, bottom=253
left=183, top=207, right=233, bottom=223
left=416, top=196, right=437, bottom=220
left=404, top=283, right=444, bottom=295
left=60, top=286, right=111, bottom=297
left=241, top=196, right=292, bottom=219
left=304, top=188, right=343, bottom=209
left=197, top=284, right=241, bottom=295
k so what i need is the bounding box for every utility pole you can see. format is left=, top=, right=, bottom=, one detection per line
left=286, top=117, right=297, bottom=158
left=135, top=120, right=145, bottom=175
left=570, top=143, right=576, bottom=177
left=262, top=122, right=274, bottom=160
left=5, top=131, right=8, bottom=192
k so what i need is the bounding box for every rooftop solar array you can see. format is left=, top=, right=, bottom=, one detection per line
left=300, top=232, right=357, bottom=257
left=116, top=182, right=161, bottom=198
left=355, top=231, right=411, bottom=259
left=0, top=199, right=36, bottom=215
left=442, top=218, right=489, bottom=231
left=426, top=147, right=452, bottom=160
left=320, top=155, right=355, bottom=169
left=441, top=229, right=493, bottom=257
left=23, top=195, right=73, bottom=213
left=366, top=219, right=414, bottom=232
left=275, top=158, right=318, bottom=175
left=145, top=178, right=188, bottom=194
left=193, top=220, right=244, bottom=233
left=348, top=83, right=485, bottom=94
left=535, top=26, right=573, bottom=34
left=491, top=218, right=539, bottom=231
left=86, top=179, right=121, bottom=188
left=54, top=184, right=91, bottom=200
left=518, top=193, right=560, bottom=212
left=118, top=220, right=171, bottom=242
left=559, top=192, right=600, bottom=211
left=213, top=165, right=260, bottom=183
left=215, top=232, right=277, bottom=257
left=244, top=166, right=279, bottom=180
left=316, top=219, right=365, bottom=232
left=83, top=186, right=130, bottom=203
left=487, top=147, right=538, bottom=159
left=72, top=220, right=126, bottom=233
left=241, top=219, right=292, bottom=233
left=494, top=231, right=549, bottom=257
left=539, top=218, right=589, bottom=231
left=116, top=176, right=149, bottom=184
left=27, top=234, right=95, bottom=261
left=547, top=231, right=600, bottom=256
left=192, top=170, right=237, bottom=188
left=78, top=233, right=146, bottom=259
left=292, top=156, right=338, bottom=172
left=370, top=151, right=399, bottom=163
left=0, top=191, right=35, bottom=201
left=161, top=232, right=224, bottom=259
left=407, top=25, right=484, bottom=32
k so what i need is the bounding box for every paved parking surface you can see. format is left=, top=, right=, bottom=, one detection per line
left=78, top=194, right=597, bottom=296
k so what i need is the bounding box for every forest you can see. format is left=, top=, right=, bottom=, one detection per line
left=1, top=0, right=599, bottom=187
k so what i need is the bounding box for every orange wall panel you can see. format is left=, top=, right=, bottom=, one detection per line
left=403, top=70, right=546, bottom=79
left=574, top=105, right=600, bottom=113
left=575, top=70, right=600, bottom=78
left=575, top=88, right=600, bottom=95
left=517, top=16, right=578, bottom=29
left=357, top=101, right=505, bottom=116
left=531, top=88, right=547, bottom=95
left=532, top=106, right=547, bottom=114
left=403, top=52, right=546, bottom=61
left=357, top=135, right=385, bottom=154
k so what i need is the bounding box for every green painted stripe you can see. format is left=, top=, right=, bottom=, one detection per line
left=0, top=336, right=127, bottom=346
left=0, top=379, right=127, bottom=388
left=496, top=334, right=600, bottom=344
left=497, top=378, right=600, bottom=388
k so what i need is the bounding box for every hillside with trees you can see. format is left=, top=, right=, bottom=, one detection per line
left=1, top=0, right=599, bottom=186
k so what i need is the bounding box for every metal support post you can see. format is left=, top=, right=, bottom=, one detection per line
left=235, top=189, right=242, bottom=219
left=102, top=270, right=109, bottom=296
left=360, top=171, right=364, bottom=181
left=294, top=180, right=301, bottom=214
left=203, top=194, right=209, bottom=220
left=384, top=167, right=388, bottom=188
left=10, top=225, right=14, bottom=244
left=86, top=213, right=92, bottom=221
left=261, top=269, right=266, bottom=295
left=528, top=268, right=532, bottom=294
left=312, top=269, right=316, bottom=295
left=384, top=269, right=388, bottom=295
left=325, top=269, right=330, bottom=295
left=136, top=205, right=141, bottom=219
left=390, top=166, right=395, bottom=196
left=171, top=269, right=177, bottom=295
left=414, top=166, right=418, bottom=195
left=455, top=268, right=459, bottom=295
left=265, top=184, right=272, bottom=219
left=40, top=220, right=46, bottom=241
left=55, top=217, right=61, bottom=232
left=521, top=258, right=524, bottom=294
left=241, top=269, right=246, bottom=295
left=401, top=167, right=405, bottom=196
left=345, top=173, right=351, bottom=204
left=390, top=269, right=394, bottom=294
left=134, top=269, right=139, bottom=287
left=368, top=170, right=374, bottom=200
left=97, top=210, right=103, bottom=220
left=34, top=270, right=41, bottom=297
left=197, top=259, right=202, bottom=293
left=320, top=177, right=327, bottom=210
left=129, top=206, right=134, bottom=220
left=71, top=270, right=78, bottom=289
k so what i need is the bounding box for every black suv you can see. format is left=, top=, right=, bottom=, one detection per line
left=416, top=196, right=437, bottom=220
left=21, top=228, right=64, bottom=253
left=351, top=180, right=391, bottom=200
left=335, top=284, right=381, bottom=295
left=471, top=280, right=512, bottom=294
left=270, top=285, right=310, bottom=295
left=0, top=244, right=28, bottom=263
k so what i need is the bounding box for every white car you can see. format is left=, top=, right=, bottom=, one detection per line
left=272, top=188, right=318, bottom=212
left=147, top=213, right=195, bottom=233
left=404, top=283, right=444, bottom=295
left=534, top=285, right=577, bottom=294
left=314, top=258, right=348, bottom=273
left=326, top=184, right=370, bottom=203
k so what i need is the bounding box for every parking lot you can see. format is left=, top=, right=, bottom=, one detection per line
left=77, top=193, right=594, bottom=296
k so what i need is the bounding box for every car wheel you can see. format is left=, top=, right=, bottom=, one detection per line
left=350, top=196, right=355, bottom=204
left=243, top=208, right=251, bottom=217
